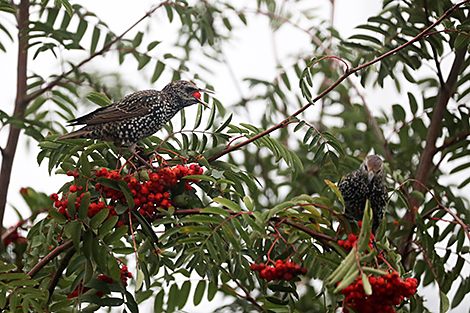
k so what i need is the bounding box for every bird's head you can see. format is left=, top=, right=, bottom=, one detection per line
left=360, top=155, right=384, bottom=183
left=163, top=80, right=214, bottom=109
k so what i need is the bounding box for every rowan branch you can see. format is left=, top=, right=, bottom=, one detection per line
left=207, top=0, right=470, bottom=163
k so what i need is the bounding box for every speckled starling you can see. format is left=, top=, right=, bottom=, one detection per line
left=56, top=80, right=213, bottom=165
left=338, top=155, right=388, bottom=233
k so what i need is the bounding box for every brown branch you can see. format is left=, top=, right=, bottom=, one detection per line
left=0, top=0, right=29, bottom=244
left=1, top=207, right=50, bottom=242
left=24, top=1, right=170, bottom=104
left=47, top=246, right=76, bottom=302
left=4, top=240, right=74, bottom=310
left=223, top=272, right=267, bottom=313
left=28, top=240, right=74, bottom=278
left=207, top=0, right=470, bottom=163
left=0, top=1, right=170, bottom=245
left=434, top=130, right=470, bottom=152
left=399, top=46, right=468, bottom=267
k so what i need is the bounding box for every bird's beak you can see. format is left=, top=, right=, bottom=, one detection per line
left=196, top=88, right=214, bottom=108
left=368, top=171, right=375, bottom=183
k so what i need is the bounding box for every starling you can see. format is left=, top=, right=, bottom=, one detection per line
left=338, top=155, right=388, bottom=233
left=56, top=80, right=213, bottom=166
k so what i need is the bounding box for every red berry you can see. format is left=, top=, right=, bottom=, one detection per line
left=193, top=91, right=201, bottom=99
left=69, top=185, right=77, bottom=193
left=283, top=272, right=293, bottom=280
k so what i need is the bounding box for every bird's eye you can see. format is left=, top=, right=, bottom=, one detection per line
left=364, top=165, right=368, bottom=171
left=193, top=91, right=201, bottom=99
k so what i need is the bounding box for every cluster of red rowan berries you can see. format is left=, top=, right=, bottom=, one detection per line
left=337, top=233, right=374, bottom=252
left=341, top=271, right=418, bottom=313
left=51, top=164, right=204, bottom=222
left=250, top=260, right=307, bottom=281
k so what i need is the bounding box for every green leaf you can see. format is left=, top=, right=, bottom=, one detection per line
left=408, top=92, right=418, bottom=115
left=207, top=281, right=217, bottom=301
left=148, top=40, right=161, bottom=51
left=440, top=291, right=449, bottom=313
left=118, top=180, right=135, bottom=209
left=325, top=179, right=344, bottom=204
left=454, top=33, right=470, bottom=50
left=89, top=209, right=109, bottom=229
left=194, top=102, right=203, bottom=129
left=78, top=191, right=91, bottom=220
left=167, top=283, right=178, bottom=312
left=86, top=92, right=112, bottom=107
left=0, top=3, right=17, bottom=14
left=212, top=197, right=241, bottom=212
left=48, top=209, right=67, bottom=223
left=151, top=61, right=165, bottom=83
left=205, top=102, right=216, bottom=130
left=135, top=268, right=144, bottom=292
left=67, top=192, right=77, bottom=217
left=178, top=281, right=191, bottom=308
left=193, top=280, right=206, bottom=306
left=80, top=152, right=91, bottom=178
left=108, top=255, right=121, bottom=280
left=90, top=26, right=100, bottom=54
left=154, top=289, right=164, bottom=313
left=99, top=216, right=119, bottom=236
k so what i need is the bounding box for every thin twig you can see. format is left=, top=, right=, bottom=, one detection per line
left=207, top=0, right=470, bottom=163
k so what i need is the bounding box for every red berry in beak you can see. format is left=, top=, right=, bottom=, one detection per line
left=193, top=91, right=201, bottom=99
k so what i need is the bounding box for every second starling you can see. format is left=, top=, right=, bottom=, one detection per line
left=56, top=80, right=213, bottom=166
left=338, top=155, right=388, bottom=233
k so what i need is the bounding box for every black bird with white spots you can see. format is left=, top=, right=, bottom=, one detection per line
left=338, top=155, right=388, bottom=233
left=56, top=80, right=213, bottom=163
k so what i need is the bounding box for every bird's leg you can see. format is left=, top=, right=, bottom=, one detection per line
left=129, top=144, right=157, bottom=170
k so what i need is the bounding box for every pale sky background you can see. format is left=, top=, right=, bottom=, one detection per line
left=1, top=0, right=469, bottom=312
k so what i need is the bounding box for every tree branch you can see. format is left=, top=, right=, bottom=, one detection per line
left=0, top=1, right=170, bottom=241
left=207, top=0, right=470, bottom=163
left=0, top=0, right=29, bottom=244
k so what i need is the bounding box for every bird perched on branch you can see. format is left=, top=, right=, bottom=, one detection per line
left=338, top=155, right=388, bottom=233
left=56, top=80, right=213, bottom=166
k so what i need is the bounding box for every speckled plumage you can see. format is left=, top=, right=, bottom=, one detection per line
left=338, top=155, right=388, bottom=233
left=57, top=80, right=211, bottom=147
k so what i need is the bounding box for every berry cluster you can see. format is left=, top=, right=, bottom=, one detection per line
left=341, top=271, right=418, bottom=313
left=250, top=260, right=307, bottom=281
left=68, top=266, right=133, bottom=299
left=51, top=164, right=204, bottom=223
left=337, top=233, right=374, bottom=252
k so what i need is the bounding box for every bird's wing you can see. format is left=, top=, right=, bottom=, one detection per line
left=68, top=91, right=156, bottom=125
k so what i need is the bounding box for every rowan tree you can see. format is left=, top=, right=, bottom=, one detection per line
left=1, top=0, right=470, bottom=312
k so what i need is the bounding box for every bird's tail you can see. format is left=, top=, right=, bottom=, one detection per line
left=55, top=128, right=91, bottom=141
